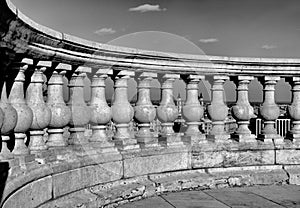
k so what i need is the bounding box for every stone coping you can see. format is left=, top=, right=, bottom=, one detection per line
left=1, top=0, right=300, bottom=76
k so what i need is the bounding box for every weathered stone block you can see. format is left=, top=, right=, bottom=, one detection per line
left=276, top=150, right=300, bottom=164
left=222, top=150, right=275, bottom=167
left=2, top=176, right=52, bottom=208
left=192, top=149, right=275, bottom=168
left=52, top=161, right=122, bottom=198
left=192, top=150, right=224, bottom=168
left=123, top=151, right=189, bottom=178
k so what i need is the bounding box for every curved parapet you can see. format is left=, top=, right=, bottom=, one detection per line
left=2, top=1, right=300, bottom=208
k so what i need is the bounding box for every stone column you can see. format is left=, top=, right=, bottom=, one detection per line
left=111, top=71, right=137, bottom=150
left=89, top=74, right=114, bottom=148
left=259, top=76, right=282, bottom=143
left=182, top=75, right=206, bottom=144
left=157, top=74, right=179, bottom=136
left=287, top=77, right=300, bottom=142
left=9, top=66, right=33, bottom=155
left=134, top=72, right=157, bottom=148
left=0, top=81, right=17, bottom=159
left=231, top=76, right=256, bottom=142
left=26, top=68, right=51, bottom=152
left=46, top=70, right=71, bottom=147
left=207, top=75, right=230, bottom=142
left=67, top=73, right=91, bottom=145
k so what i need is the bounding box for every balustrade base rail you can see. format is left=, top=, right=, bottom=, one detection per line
left=1, top=139, right=300, bottom=208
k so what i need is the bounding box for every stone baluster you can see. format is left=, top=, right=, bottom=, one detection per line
left=231, top=76, right=257, bottom=142
left=0, top=81, right=17, bottom=159
left=9, top=66, right=33, bottom=155
left=157, top=74, right=179, bottom=136
left=134, top=72, right=157, bottom=148
left=207, top=75, right=230, bottom=142
left=157, top=74, right=184, bottom=146
left=67, top=72, right=91, bottom=145
left=287, top=77, right=300, bottom=142
left=258, top=76, right=282, bottom=143
left=46, top=68, right=71, bottom=147
left=89, top=74, right=114, bottom=148
left=111, top=71, right=138, bottom=150
left=182, top=75, right=206, bottom=144
left=26, top=67, right=51, bottom=152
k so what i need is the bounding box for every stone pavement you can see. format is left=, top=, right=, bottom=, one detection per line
left=119, top=185, right=300, bottom=208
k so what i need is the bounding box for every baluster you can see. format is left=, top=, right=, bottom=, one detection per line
left=182, top=75, right=206, bottom=144
left=0, top=81, right=17, bottom=159
left=67, top=72, right=91, bottom=145
left=111, top=71, right=138, bottom=150
left=207, top=75, right=230, bottom=142
left=9, top=66, right=33, bottom=155
left=287, top=77, right=300, bottom=142
left=258, top=76, right=282, bottom=143
left=89, top=74, right=115, bottom=149
left=157, top=74, right=184, bottom=146
left=157, top=74, right=179, bottom=135
left=231, top=76, right=257, bottom=142
left=46, top=69, right=71, bottom=147
left=134, top=72, right=157, bottom=148
left=26, top=67, right=51, bottom=152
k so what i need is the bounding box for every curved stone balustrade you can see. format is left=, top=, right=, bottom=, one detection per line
left=1, top=0, right=300, bottom=207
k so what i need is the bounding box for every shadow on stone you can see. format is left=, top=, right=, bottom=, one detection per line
left=0, top=161, right=9, bottom=203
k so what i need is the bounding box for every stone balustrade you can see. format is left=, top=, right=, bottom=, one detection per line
left=2, top=0, right=300, bottom=207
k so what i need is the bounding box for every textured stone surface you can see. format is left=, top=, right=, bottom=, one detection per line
left=276, top=149, right=300, bottom=164
left=123, top=151, right=190, bottom=177
left=2, top=176, right=52, bottom=208
left=52, top=161, right=123, bottom=197
left=192, top=149, right=275, bottom=168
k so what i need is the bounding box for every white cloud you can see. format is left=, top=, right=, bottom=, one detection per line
left=199, top=38, right=219, bottom=43
left=261, top=44, right=277, bottom=50
left=129, top=4, right=167, bottom=13
left=94, top=28, right=116, bottom=36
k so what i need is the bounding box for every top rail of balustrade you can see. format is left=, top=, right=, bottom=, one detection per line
left=1, top=0, right=300, bottom=76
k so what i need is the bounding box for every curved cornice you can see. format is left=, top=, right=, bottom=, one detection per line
left=1, top=0, right=300, bottom=76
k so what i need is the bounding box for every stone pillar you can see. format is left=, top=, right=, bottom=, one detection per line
left=0, top=81, right=17, bottom=159
left=46, top=71, right=71, bottom=147
left=157, top=74, right=179, bottom=136
left=67, top=73, right=91, bottom=145
left=9, top=66, right=33, bottom=155
left=182, top=75, right=205, bottom=144
left=287, top=77, right=300, bottom=142
left=26, top=68, right=51, bottom=152
left=231, top=76, right=256, bottom=142
left=89, top=74, right=114, bottom=148
left=134, top=72, right=157, bottom=148
left=258, top=76, right=282, bottom=143
left=207, top=75, right=230, bottom=142
left=111, top=72, right=137, bottom=150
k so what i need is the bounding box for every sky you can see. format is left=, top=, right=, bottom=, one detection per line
left=11, top=0, right=298, bottom=102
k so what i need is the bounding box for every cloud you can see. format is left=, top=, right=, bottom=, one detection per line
left=129, top=4, right=167, bottom=13
left=199, top=38, right=219, bottom=43
left=94, top=28, right=116, bottom=36
left=261, top=44, right=277, bottom=50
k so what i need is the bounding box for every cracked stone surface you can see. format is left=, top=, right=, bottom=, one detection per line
left=119, top=185, right=300, bottom=208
